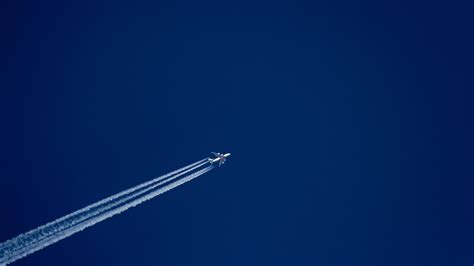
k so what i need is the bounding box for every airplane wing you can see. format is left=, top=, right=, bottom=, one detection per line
left=212, top=152, right=219, bottom=156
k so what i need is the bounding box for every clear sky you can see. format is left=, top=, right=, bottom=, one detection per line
left=0, top=0, right=472, bottom=265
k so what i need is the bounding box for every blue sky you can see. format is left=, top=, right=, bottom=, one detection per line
left=0, top=0, right=472, bottom=265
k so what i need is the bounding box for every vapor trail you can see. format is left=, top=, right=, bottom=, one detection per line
left=0, top=159, right=206, bottom=256
left=0, top=160, right=207, bottom=260
left=0, top=159, right=207, bottom=259
left=0, top=161, right=213, bottom=265
left=9, top=166, right=214, bottom=264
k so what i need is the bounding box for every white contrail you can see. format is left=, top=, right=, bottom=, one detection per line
left=1, top=166, right=213, bottom=265
left=5, top=162, right=207, bottom=260
left=0, top=162, right=213, bottom=265
left=0, top=159, right=206, bottom=256
left=24, top=160, right=209, bottom=250
left=0, top=159, right=208, bottom=259
left=9, top=166, right=215, bottom=263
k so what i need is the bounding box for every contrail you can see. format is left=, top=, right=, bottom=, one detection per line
left=7, top=166, right=214, bottom=264
left=22, top=160, right=209, bottom=251
left=0, top=159, right=208, bottom=260
left=0, top=159, right=206, bottom=255
left=0, top=161, right=213, bottom=265
left=1, top=158, right=206, bottom=255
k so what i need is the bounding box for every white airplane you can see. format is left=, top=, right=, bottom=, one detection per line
left=208, top=152, right=231, bottom=166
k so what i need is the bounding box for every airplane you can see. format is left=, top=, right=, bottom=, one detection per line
left=208, top=152, right=231, bottom=166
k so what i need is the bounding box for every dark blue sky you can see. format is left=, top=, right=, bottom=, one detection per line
left=1, top=0, right=472, bottom=265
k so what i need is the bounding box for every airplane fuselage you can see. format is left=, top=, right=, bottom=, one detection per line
left=209, top=152, right=231, bottom=166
